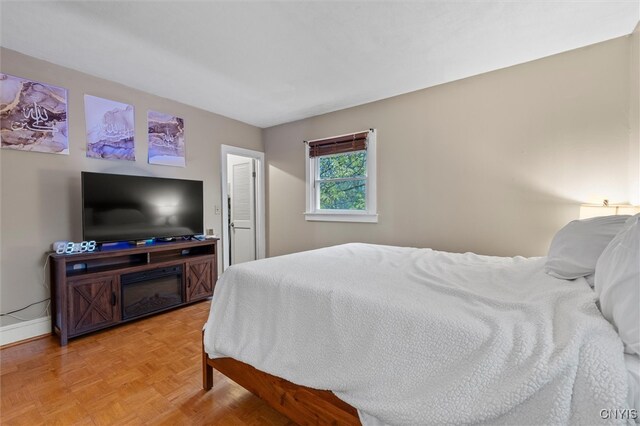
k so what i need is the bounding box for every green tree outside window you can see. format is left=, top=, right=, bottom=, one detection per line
left=317, top=151, right=367, bottom=210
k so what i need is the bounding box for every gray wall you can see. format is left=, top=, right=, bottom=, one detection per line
left=0, top=48, right=263, bottom=326
left=264, top=35, right=638, bottom=259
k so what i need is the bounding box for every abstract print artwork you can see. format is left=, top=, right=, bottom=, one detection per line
left=84, top=94, right=135, bottom=161
left=147, top=110, right=185, bottom=167
left=0, top=73, right=69, bottom=154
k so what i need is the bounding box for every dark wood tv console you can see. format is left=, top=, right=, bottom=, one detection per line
left=50, top=239, right=218, bottom=346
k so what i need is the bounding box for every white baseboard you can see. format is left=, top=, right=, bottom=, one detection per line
left=0, top=316, right=51, bottom=346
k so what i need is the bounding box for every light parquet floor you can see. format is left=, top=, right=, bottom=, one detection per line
left=0, top=301, right=295, bottom=425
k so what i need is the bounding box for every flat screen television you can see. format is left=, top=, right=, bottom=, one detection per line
left=82, top=172, right=204, bottom=243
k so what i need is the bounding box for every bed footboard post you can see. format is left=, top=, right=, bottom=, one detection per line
left=202, top=331, right=213, bottom=390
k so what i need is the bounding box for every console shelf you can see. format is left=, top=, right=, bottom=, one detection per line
left=50, top=239, right=218, bottom=345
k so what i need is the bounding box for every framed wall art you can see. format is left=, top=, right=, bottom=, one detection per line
left=0, top=73, right=69, bottom=155
left=84, top=94, right=135, bottom=161
left=147, top=110, right=185, bottom=167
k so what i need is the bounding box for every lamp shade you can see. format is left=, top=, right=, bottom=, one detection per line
left=579, top=202, right=640, bottom=219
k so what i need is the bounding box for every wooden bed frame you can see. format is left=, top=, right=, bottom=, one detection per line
left=202, top=337, right=360, bottom=425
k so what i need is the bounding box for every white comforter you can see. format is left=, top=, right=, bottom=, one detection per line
left=203, top=243, right=630, bottom=425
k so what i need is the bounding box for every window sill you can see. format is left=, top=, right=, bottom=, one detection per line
left=304, top=211, right=378, bottom=223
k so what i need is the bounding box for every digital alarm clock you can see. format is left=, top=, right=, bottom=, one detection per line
left=53, top=240, right=97, bottom=255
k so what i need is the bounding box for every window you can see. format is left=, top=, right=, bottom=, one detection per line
left=305, top=129, right=377, bottom=223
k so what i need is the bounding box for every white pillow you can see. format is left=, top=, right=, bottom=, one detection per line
left=545, top=215, right=630, bottom=279
left=625, top=213, right=640, bottom=228
left=595, top=216, right=640, bottom=356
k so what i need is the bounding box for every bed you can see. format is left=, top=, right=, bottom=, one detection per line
left=203, top=216, right=639, bottom=425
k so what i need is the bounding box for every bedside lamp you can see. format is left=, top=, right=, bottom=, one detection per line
left=579, top=199, right=640, bottom=219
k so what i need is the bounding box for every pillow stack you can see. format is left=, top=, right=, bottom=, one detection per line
left=595, top=215, right=639, bottom=356
left=545, top=214, right=639, bottom=356
left=544, top=215, right=630, bottom=280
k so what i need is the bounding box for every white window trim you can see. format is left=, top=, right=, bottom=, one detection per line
left=304, top=129, right=377, bottom=223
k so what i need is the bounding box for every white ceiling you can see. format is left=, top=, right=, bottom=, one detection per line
left=1, top=1, right=638, bottom=128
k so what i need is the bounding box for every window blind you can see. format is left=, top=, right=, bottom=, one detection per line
left=307, top=131, right=368, bottom=158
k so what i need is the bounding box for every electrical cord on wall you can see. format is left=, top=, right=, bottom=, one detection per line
left=42, top=254, right=51, bottom=317
left=0, top=299, right=51, bottom=321
left=0, top=254, right=52, bottom=321
left=42, top=254, right=50, bottom=291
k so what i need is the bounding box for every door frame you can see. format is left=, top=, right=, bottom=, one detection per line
left=220, top=144, right=265, bottom=271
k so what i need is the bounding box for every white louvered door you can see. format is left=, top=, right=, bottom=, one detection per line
left=230, top=158, right=256, bottom=264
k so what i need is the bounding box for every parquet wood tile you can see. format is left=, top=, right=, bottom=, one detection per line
left=0, top=301, right=296, bottom=425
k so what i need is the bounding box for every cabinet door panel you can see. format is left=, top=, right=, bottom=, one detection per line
left=186, top=258, right=214, bottom=302
left=67, top=276, right=118, bottom=336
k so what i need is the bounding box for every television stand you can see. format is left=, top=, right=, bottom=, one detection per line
left=49, top=238, right=218, bottom=346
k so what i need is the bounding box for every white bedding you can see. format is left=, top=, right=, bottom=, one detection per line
left=626, top=354, right=640, bottom=422
left=204, top=243, right=631, bottom=425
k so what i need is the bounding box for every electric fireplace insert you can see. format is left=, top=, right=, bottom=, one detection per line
left=121, top=266, right=183, bottom=320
